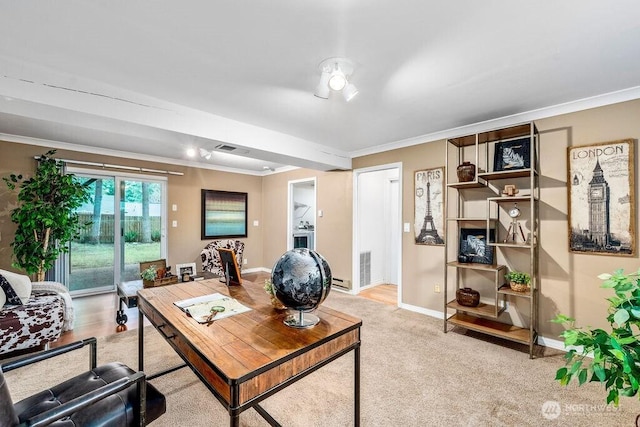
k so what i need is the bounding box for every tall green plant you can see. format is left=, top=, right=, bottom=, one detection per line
left=552, top=268, right=640, bottom=406
left=3, top=150, right=90, bottom=281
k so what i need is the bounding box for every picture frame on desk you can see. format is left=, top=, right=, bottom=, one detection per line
left=176, top=262, right=197, bottom=281
left=493, top=138, right=530, bottom=172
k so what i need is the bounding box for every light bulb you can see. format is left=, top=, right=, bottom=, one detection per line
left=328, top=64, right=347, bottom=91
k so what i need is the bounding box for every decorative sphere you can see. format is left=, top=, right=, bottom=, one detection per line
left=271, top=248, right=332, bottom=312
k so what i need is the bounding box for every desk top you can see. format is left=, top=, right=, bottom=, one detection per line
left=137, top=279, right=362, bottom=383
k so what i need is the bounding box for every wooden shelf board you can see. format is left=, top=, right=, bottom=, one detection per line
left=447, top=181, right=486, bottom=189
left=498, top=285, right=532, bottom=298
left=479, top=169, right=533, bottom=180
left=488, top=242, right=533, bottom=249
left=446, top=217, right=489, bottom=222
left=447, top=313, right=532, bottom=345
left=448, top=124, right=535, bottom=147
left=447, top=261, right=506, bottom=272
left=487, top=196, right=537, bottom=203
left=446, top=300, right=501, bottom=317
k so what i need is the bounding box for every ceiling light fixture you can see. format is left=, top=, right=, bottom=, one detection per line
left=199, top=148, right=212, bottom=160
left=314, top=57, right=358, bottom=101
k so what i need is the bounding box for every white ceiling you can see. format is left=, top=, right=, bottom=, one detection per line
left=1, top=1, right=640, bottom=174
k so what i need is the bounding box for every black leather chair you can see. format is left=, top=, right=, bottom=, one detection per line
left=0, top=337, right=166, bottom=426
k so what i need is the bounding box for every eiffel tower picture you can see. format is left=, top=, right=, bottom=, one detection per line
left=416, top=181, right=444, bottom=245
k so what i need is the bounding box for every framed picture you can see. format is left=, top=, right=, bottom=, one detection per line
left=201, top=189, right=248, bottom=239
left=568, top=139, right=635, bottom=256
left=218, top=248, right=242, bottom=286
left=493, top=138, right=531, bottom=172
left=459, top=228, right=495, bottom=265
left=414, top=167, right=445, bottom=245
left=176, top=262, right=196, bottom=278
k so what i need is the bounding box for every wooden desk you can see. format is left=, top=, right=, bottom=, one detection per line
left=137, top=279, right=362, bottom=426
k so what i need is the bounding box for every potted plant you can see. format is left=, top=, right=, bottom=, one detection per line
left=552, top=268, right=640, bottom=406
left=140, top=265, right=158, bottom=287
left=505, top=270, right=530, bottom=292
left=263, top=278, right=286, bottom=310
left=3, top=150, right=90, bottom=281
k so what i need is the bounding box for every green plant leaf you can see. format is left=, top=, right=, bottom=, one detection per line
left=555, top=367, right=568, bottom=381
left=613, top=309, right=630, bottom=326
left=593, top=364, right=606, bottom=382
left=578, top=368, right=588, bottom=385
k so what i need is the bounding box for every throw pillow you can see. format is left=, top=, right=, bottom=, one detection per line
left=0, top=269, right=32, bottom=305
left=0, top=289, right=5, bottom=307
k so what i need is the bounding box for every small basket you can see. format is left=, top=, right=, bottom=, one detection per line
left=509, top=281, right=529, bottom=292
left=144, top=276, right=179, bottom=288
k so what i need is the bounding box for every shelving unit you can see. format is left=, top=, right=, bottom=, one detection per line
left=443, top=122, right=539, bottom=358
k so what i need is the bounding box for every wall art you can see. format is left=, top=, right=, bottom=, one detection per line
left=201, top=189, right=248, bottom=239
left=568, top=139, right=635, bottom=256
left=493, top=137, right=531, bottom=172
left=414, top=167, right=445, bottom=245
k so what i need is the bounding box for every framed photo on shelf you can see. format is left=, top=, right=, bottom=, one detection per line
left=201, top=189, right=248, bottom=239
left=459, top=228, right=495, bottom=265
left=567, top=139, right=635, bottom=256
left=414, top=167, right=445, bottom=245
left=493, top=138, right=531, bottom=172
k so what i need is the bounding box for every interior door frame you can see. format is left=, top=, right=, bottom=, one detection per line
left=287, top=177, right=317, bottom=251
left=66, top=167, right=167, bottom=292
left=352, top=162, right=402, bottom=304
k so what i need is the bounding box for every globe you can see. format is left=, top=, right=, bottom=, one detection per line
left=271, top=248, right=332, bottom=328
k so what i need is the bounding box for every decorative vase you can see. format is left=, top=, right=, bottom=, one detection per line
left=456, top=287, right=480, bottom=307
left=509, top=281, right=529, bottom=292
left=457, top=161, right=476, bottom=182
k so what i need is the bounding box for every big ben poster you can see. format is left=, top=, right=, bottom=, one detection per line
left=568, top=139, right=635, bottom=256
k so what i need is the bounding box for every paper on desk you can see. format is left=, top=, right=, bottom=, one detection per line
left=174, top=293, right=251, bottom=323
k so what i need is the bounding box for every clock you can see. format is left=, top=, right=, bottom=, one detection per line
left=591, top=187, right=603, bottom=198
left=508, top=204, right=521, bottom=218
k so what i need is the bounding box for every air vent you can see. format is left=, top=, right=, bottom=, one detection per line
left=360, top=251, right=371, bottom=286
left=214, top=144, right=237, bottom=152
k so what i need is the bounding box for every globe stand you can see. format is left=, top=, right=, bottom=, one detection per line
left=284, top=310, right=320, bottom=329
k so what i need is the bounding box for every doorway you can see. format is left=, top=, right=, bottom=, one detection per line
left=65, top=168, right=167, bottom=296
left=353, top=163, right=402, bottom=304
left=288, top=178, right=317, bottom=251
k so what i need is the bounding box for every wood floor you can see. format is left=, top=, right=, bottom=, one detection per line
left=51, top=276, right=397, bottom=349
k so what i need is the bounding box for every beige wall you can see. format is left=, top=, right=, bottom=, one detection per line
left=354, top=98, right=640, bottom=338
left=261, top=168, right=353, bottom=283
left=2, top=98, right=639, bottom=342
left=0, top=141, right=263, bottom=273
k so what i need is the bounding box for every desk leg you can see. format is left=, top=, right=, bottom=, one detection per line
left=138, top=309, right=144, bottom=371
left=355, top=345, right=360, bottom=427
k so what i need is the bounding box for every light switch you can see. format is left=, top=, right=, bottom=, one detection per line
left=318, top=210, right=323, bottom=217
left=403, top=222, right=410, bottom=233
left=172, top=220, right=178, bottom=228
left=172, top=204, right=177, bottom=211
left=253, top=220, right=259, bottom=226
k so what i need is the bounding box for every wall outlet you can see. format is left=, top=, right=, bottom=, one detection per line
left=434, top=284, right=441, bottom=293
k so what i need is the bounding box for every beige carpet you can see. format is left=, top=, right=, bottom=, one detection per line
left=5, top=291, right=638, bottom=426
